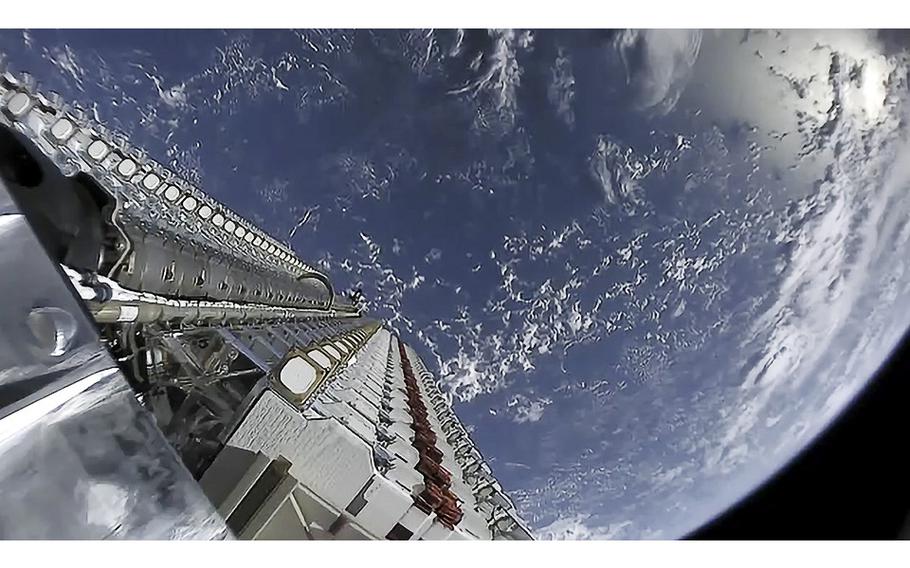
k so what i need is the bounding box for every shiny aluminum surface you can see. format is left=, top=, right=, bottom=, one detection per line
left=0, top=177, right=230, bottom=539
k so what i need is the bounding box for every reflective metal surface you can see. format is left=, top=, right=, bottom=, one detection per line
left=0, top=177, right=230, bottom=539
left=0, top=183, right=112, bottom=416
left=0, top=70, right=349, bottom=313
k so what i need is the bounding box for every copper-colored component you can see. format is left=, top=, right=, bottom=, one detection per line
left=397, top=338, right=463, bottom=529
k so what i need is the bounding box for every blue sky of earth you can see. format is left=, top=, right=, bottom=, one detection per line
left=3, top=29, right=910, bottom=539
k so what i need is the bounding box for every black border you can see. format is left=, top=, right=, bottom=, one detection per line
left=688, top=328, right=910, bottom=539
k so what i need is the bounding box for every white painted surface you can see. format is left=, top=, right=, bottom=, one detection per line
left=307, top=349, right=332, bottom=369
left=389, top=439, right=419, bottom=465
left=386, top=463, right=424, bottom=495
left=397, top=504, right=431, bottom=534
left=117, top=158, right=137, bottom=177
left=6, top=92, right=31, bottom=116
left=354, top=476, right=413, bottom=538
left=117, top=305, right=139, bottom=322
left=292, top=487, right=339, bottom=533
left=87, top=139, right=109, bottom=160
left=279, top=356, right=317, bottom=395
left=142, top=173, right=160, bottom=190
left=422, top=520, right=454, bottom=541
left=163, top=185, right=180, bottom=201
left=50, top=118, right=74, bottom=139
left=229, top=392, right=375, bottom=514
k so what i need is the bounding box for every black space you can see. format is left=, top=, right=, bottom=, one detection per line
left=687, top=330, right=910, bottom=540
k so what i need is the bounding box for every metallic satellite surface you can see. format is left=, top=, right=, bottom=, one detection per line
left=1, top=29, right=910, bottom=539
left=0, top=62, right=530, bottom=540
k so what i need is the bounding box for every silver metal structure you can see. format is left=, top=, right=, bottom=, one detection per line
left=0, top=66, right=532, bottom=540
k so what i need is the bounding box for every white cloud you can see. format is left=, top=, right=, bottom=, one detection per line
left=537, top=514, right=637, bottom=540
left=712, top=44, right=910, bottom=475
left=448, top=29, right=534, bottom=130
left=614, top=29, right=702, bottom=115
left=494, top=32, right=910, bottom=540
left=425, top=248, right=442, bottom=263
left=144, top=71, right=189, bottom=111
left=45, top=45, right=86, bottom=91
left=587, top=133, right=680, bottom=210
left=508, top=394, right=553, bottom=424
left=548, top=47, right=576, bottom=128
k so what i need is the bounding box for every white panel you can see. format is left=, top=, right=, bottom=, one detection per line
left=447, top=528, right=473, bottom=540
left=389, top=408, right=411, bottom=423
left=353, top=476, right=413, bottom=538
left=458, top=509, right=492, bottom=540
left=292, top=487, right=339, bottom=533
left=318, top=399, right=372, bottom=430
left=199, top=447, right=272, bottom=519
left=397, top=504, right=431, bottom=534
left=338, top=407, right=377, bottom=443
left=255, top=499, right=309, bottom=540
left=329, top=388, right=355, bottom=404
left=360, top=387, right=382, bottom=408
left=307, top=349, right=332, bottom=369
left=387, top=421, right=412, bottom=439
left=387, top=396, right=409, bottom=410
left=450, top=478, right=474, bottom=504
left=334, top=522, right=371, bottom=540
left=228, top=391, right=374, bottom=514
left=386, top=463, right=423, bottom=494
left=50, top=118, right=74, bottom=139
left=87, top=139, right=109, bottom=160
left=442, top=457, right=460, bottom=478
left=279, top=356, right=317, bottom=394
left=389, top=439, right=419, bottom=465
left=163, top=185, right=180, bottom=201
left=347, top=393, right=379, bottom=422
left=117, top=305, right=139, bottom=322
left=422, top=520, right=454, bottom=541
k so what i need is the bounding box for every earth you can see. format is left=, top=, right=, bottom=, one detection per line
left=3, top=29, right=910, bottom=539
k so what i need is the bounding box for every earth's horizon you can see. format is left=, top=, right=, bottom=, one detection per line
left=3, top=29, right=910, bottom=539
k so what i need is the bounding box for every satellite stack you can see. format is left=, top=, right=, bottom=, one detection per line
left=0, top=66, right=532, bottom=540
